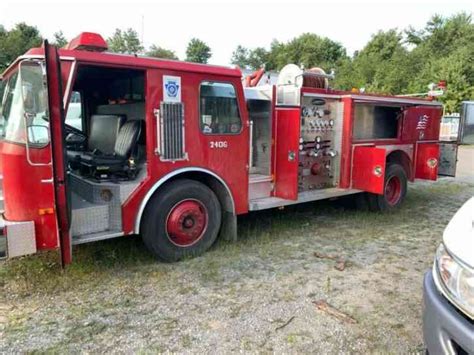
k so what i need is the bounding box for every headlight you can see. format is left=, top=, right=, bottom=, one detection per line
left=434, top=243, right=474, bottom=319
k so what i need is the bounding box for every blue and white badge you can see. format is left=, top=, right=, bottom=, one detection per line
left=163, top=75, right=181, bottom=102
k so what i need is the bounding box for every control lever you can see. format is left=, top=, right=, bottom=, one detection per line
left=308, top=149, right=321, bottom=158
left=325, top=149, right=337, bottom=158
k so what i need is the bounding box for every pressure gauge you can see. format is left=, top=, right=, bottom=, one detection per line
left=302, top=107, right=309, bottom=117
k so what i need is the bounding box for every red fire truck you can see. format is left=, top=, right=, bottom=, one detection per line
left=0, top=33, right=457, bottom=264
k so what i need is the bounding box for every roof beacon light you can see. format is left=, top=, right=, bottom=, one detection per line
left=65, top=32, right=108, bottom=52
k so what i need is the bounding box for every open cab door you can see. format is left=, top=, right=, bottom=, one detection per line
left=43, top=40, right=71, bottom=265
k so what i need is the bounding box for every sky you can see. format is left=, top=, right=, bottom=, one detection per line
left=1, top=0, right=473, bottom=65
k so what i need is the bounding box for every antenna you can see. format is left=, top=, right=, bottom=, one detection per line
left=141, top=15, right=145, bottom=46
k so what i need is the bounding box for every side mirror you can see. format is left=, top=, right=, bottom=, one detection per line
left=19, top=60, right=47, bottom=114
left=27, top=125, right=50, bottom=145
left=22, top=82, right=36, bottom=113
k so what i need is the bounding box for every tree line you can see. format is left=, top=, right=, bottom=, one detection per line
left=0, top=12, right=472, bottom=111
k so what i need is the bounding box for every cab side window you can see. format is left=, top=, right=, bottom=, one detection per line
left=65, top=91, right=83, bottom=131
left=200, top=81, right=242, bottom=134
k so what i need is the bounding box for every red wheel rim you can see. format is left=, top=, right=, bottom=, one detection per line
left=166, top=199, right=208, bottom=247
left=385, top=176, right=402, bottom=206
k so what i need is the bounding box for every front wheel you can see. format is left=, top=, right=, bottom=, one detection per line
left=367, top=163, right=407, bottom=212
left=141, top=179, right=222, bottom=262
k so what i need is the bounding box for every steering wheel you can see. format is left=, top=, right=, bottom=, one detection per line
left=65, top=123, right=86, bottom=138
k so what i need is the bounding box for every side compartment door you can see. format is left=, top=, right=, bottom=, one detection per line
left=44, top=41, right=71, bottom=265
left=351, top=146, right=386, bottom=194
left=274, top=107, right=300, bottom=200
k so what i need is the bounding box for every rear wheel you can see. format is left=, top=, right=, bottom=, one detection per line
left=141, top=179, right=222, bottom=262
left=368, top=163, right=407, bottom=212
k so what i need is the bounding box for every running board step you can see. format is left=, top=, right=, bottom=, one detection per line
left=249, top=174, right=273, bottom=200
left=72, top=231, right=124, bottom=245
left=249, top=188, right=361, bottom=211
left=71, top=193, right=109, bottom=236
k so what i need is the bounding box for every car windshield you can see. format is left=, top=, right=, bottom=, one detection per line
left=0, top=61, right=49, bottom=144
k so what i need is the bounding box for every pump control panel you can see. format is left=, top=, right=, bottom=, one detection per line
left=298, top=96, right=343, bottom=191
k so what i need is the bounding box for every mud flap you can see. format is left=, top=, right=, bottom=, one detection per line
left=219, top=211, right=237, bottom=242
left=351, top=146, right=386, bottom=194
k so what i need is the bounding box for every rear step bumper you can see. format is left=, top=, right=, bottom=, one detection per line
left=0, top=214, right=36, bottom=260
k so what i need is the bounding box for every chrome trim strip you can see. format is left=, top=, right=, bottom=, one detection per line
left=134, top=167, right=236, bottom=234
left=2, top=55, right=75, bottom=77
left=302, top=92, right=342, bottom=99
left=63, top=60, right=77, bottom=109
left=346, top=95, right=443, bottom=106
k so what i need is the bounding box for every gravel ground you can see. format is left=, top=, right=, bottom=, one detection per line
left=0, top=149, right=473, bottom=353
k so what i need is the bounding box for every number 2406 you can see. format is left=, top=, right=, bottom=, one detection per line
left=210, top=141, right=228, bottom=149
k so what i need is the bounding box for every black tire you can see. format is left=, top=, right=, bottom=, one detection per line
left=141, top=179, right=222, bottom=262
left=367, top=163, right=407, bottom=212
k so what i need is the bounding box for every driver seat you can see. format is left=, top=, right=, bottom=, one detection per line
left=67, top=114, right=126, bottom=162
left=79, top=120, right=142, bottom=179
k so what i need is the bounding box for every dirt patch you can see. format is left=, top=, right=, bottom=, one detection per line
left=1, top=179, right=473, bottom=353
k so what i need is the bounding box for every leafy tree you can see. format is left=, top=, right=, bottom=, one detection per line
left=146, top=44, right=178, bottom=60
left=340, top=29, right=414, bottom=94
left=185, top=38, right=211, bottom=63
left=230, top=45, right=249, bottom=68
left=231, top=45, right=268, bottom=70
left=247, top=47, right=269, bottom=70
left=267, top=33, right=347, bottom=71
left=0, top=23, right=43, bottom=71
left=107, top=28, right=143, bottom=54
left=406, top=12, right=474, bottom=111
left=52, top=31, right=68, bottom=48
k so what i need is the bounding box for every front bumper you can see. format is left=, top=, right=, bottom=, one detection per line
left=0, top=214, right=36, bottom=259
left=0, top=217, right=5, bottom=258
left=423, top=271, right=474, bottom=354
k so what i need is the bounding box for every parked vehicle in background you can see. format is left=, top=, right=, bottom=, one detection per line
left=65, top=91, right=82, bottom=130
left=423, top=197, right=474, bottom=354
left=460, top=101, right=474, bottom=145
left=440, top=113, right=460, bottom=142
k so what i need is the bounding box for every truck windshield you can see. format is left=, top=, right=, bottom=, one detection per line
left=0, top=61, right=49, bottom=144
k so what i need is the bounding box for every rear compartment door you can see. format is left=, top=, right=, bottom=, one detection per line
left=415, top=143, right=440, bottom=180
left=44, top=40, right=71, bottom=265
left=438, top=112, right=462, bottom=177
left=351, top=146, right=386, bottom=194
left=438, top=142, right=457, bottom=176
left=274, top=107, right=300, bottom=200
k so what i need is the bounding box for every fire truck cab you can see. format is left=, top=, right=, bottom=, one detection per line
left=0, top=33, right=456, bottom=264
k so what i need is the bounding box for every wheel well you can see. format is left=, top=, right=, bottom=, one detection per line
left=386, top=150, right=413, bottom=180
left=164, top=172, right=234, bottom=213
left=136, top=169, right=236, bottom=236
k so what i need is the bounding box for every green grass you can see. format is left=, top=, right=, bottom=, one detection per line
left=1, top=180, right=472, bottom=299
left=1, top=180, right=473, bottom=352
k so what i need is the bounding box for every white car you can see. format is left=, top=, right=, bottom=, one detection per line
left=423, top=197, right=474, bottom=354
